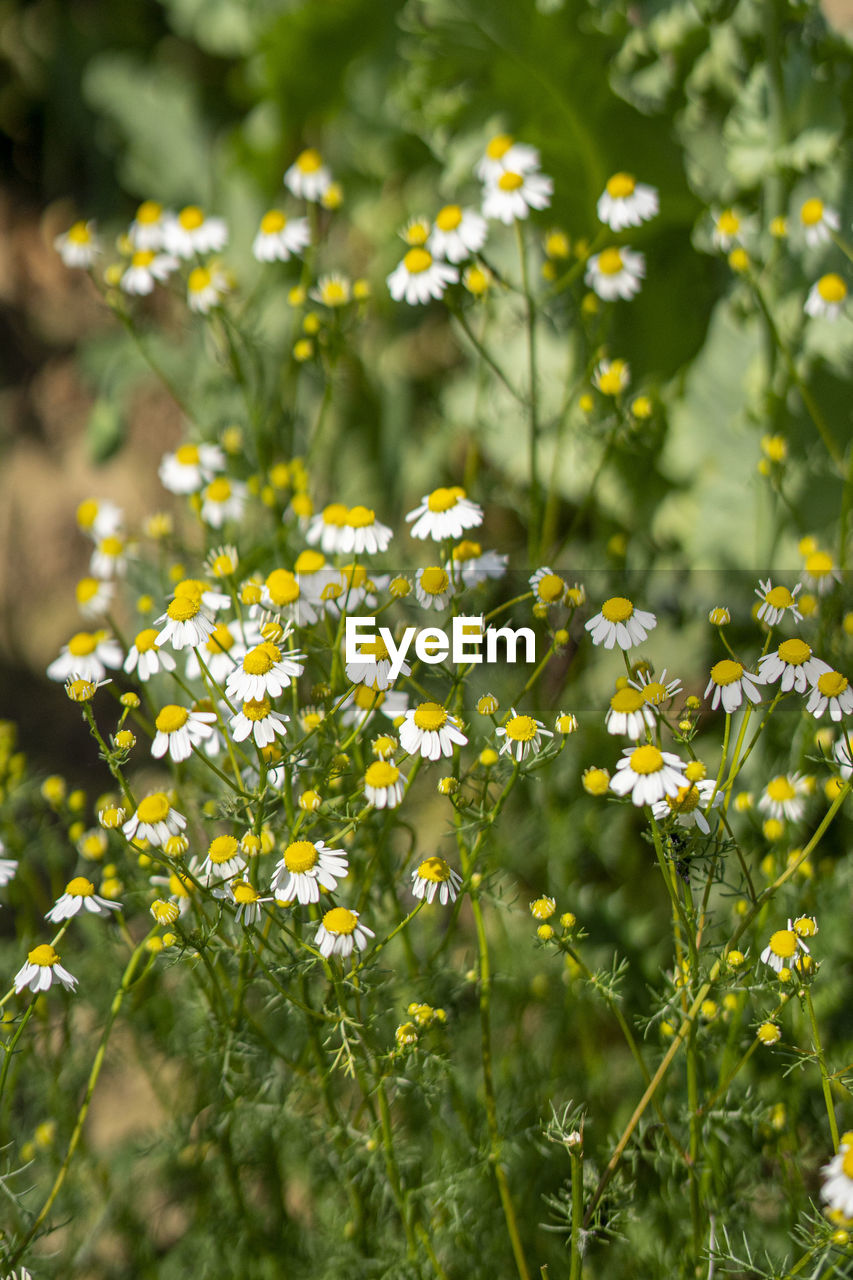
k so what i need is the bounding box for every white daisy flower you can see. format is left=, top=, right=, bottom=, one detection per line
left=159, top=442, right=225, bottom=494
left=628, top=668, right=682, bottom=705
left=200, top=834, right=247, bottom=882
left=755, top=579, right=802, bottom=626
left=230, top=697, right=290, bottom=748
left=411, top=856, right=462, bottom=905
left=414, top=566, right=454, bottom=611
left=605, top=685, right=657, bottom=739
left=163, top=206, right=228, bottom=258
left=802, top=549, right=842, bottom=594
left=596, top=173, right=659, bottom=231
left=0, top=856, right=18, bottom=887
left=252, top=209, right=311, bottom=262
left=225, top=639, right=304, bottom=703
left=340, top=685, right=409, bottom=729
left=593, top=358, right=630, bottom=395
left=123, top=793, right=187, bottom=848
left=584, top=247, right=645, bottom=300
left=821, top=1143, right=853, bottom=1219
left=496, top=709, right=553, bottom=762
left=427, top=204, right=488, bottom=262
left=610, top=744, right=688, bottom=807
left=46, top=876, right=121, bottom=922
left=46, top=631, right=123, bottom=684
left=124, top=627, right=177, bottom=680
left=364, top=760, right=406, bottom=808
left=14, top=944, right=78, bottom=994
left=799, top=197, right=840, bottom=248
left=310, top=272, right=352, bottom=308
left=120, top=249, right=178, bottom=295
left=529, top=567, right=568, bottom=606
left=585, top=597, right=656, bottom=651
left=805, top=273, right=847, bottom=320
left=448, top=541, right=508, bottom=587
left=75, top=576, right=115, bottom=620
left=337, top=505, right=393, bottom=555
left=129, top=200, right=170, bottom=250
left=305, top=502, right=350, bottom=553
left=151, top=704, right=218, bottom=763
left=89, top=534, right=129, bottom=580
left=704, top=660, right=762, bottom=714
left=711, top=209, right=746, bottom=251
left=399, top=702, right=468, bottom=761
left=387, top=248, right=458, bottom=304
left=284, top=148, right=333, bottom=202
left=200, top=476, right=247, bottom=528
left=346, top=633, right=410, bottom=690
left=184, top=620, right=246, bottom=684
left=805, top=669, right=853, bottom=721
left=406, top=487, right=483, bottom=541
left=76, top=497, right=123, bottom=541
left=314, top=906, right=374, bottom=959
left=214, top=879, right=271, bottom=925
left=651, top=778, right=721, bottom=834
left=187, top=264, right=229, bottom=314
left=54, top=220, right=100, bottom=268
left=154, top=596, right=217, bottom=652
left=756, top=638, right=830, bottom=693
left=482, top=169, right=553, bottom=224
left=833, top=731, right=853, bottom=779
left=758, top=774, right=808, bottom=823
left=271, top=839, right=348, bottom=904
left=760, top=926, right=808, bottom=974
left=475, top=134, right=541, bottom=183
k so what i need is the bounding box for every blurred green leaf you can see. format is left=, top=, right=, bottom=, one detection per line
left=85, top=396, right=126, bottom=463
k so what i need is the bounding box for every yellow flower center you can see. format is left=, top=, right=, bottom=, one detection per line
left=360, top=637, right=390, bottom=661
left=486, top=134, right=513, bottom=159
left=800, top=198, right=824, bottom=226
left=667, top=785, right=700, bottom=814
left=766, top=776, right=796, bottom=802
left=435, top=204, right=463, bottom=231
left=765, top=586, right=793, bottom=608
left=717, top=210, right=740, bottom=236
left=189, top=266, right=212, bottom=293
left=610, top=687, right=645, bottom=714
left=403, top=247, right=432, bottom=274
left=628, top=744, right=664, bottom=775
left=416, top=856, right=451, bottom=883
left=596, top=248, right=624, bottom=275
left=600, top=596, right=634, bottom=623
left=266, top=569, right=300, bottom=605
left=420, top=567, right=449, bottom=595
left=322, top=502, right=348, bottom=526
left=817, top=671, right=848, bottom=697
left=28, top=944, right=59, bottom=967
left=178, top=206, right=204, bottom=230
left=505, top=714, right=537, bottom=742
left=413, top=702, right=448, bottom=731
left=243, top=646, right=274, bottom=676
left=354, top=685, right=385, bottom=710
left=76, top=499, right=98, bottom=528
left=295, top=549, right=325, bottom=573
left=452, top=540, right=482, bottom=561
left=537, top=573, right=565, bottom=602
left=156, top=705, right=189, bottom=734
left=209, top=835, right=239, bottom=864
left=175, top=444, right=200, bottom=465
left=777, top=638, right=810, bottom=664
left=136, top=200, right=162, bottom=224
left=806, top=550, right=834, bottom=575
left=68, top=631, right=97, bottom=656
left=365, top=761, right=400, bottom=787
left=427, top=486, right=462, bottom=512
left=347, top=505, right=375, bottom=527
left=131, top=250, right=156, bottom=268
left=296, top=148, right=322, bottom=173
left=320, top=279, right=349, bottom=305
left=641, top=681, right=667, bottom=705
left=67, top=222, right=91, bottom=244
left=242, top=697, right=272, bottom=721
left=497, top=171, right=524, bottom=192
left=709, top=659, right=743, bottom=687
left=843, top=1148, right=853, bottom=1180
left=207, top=623, right=235, bottom=653
left=66, top=877, right=94, bottom=896
left=769, top=929, right=797, bottom=959
left=817, top=274, right=847, bottom=303
left=137, top=794, right=170, bottom=823
left=404, top=220, right=430, bottom=246
left=583, top=767, right=610, bottom=795
left=233, top=881, right=259, bottom=904
left=167, top=596, right=200, bottom=621
left=606, top=172, right=636, bottom=198
left=134, top=628, right=159, bottom=653
left=99, top=535, right=123, bottom=557
left=261, top=210, right=287, bottom=234
left=323, top=906, right=357, bottom=935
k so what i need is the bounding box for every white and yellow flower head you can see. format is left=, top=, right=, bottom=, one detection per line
left=314, top=907, right=374, bottom=959
left=704, top=660, right=762, bottom=714
left=821, top=1142, right=853, bottom=1220
left=129, top=200, right=170, bottom=250
left=123, top=793, right=187, bottom=848
left=225, top=637, right=304, bottom=704
left=711, top=209, right=745, bottom=251
left=651, top=778, right=720, bottom=833
left=284, top=148, right=334, bottom=202
left=411, top=856, right=462, bottom=905
left=387, top=247, right=458, bottom=305
left=406, top=486, right=483, bottom=541
left=593, top=358, right=630, bottom=396
left=159, top=442, right=225, bottom=495
left=475, top=133, right=541, bottom=183
left=805, top=274, right=847, bottom=321
left=610, top=744, right=688, bottom=807
left=46, top=631, right=123, bottom=684
left=806, top=669, right=853, bottom=721
left=755, top=578, right=802, bottom=627
left=75, top=575, right=115, bottom=620
left=163, top=205, right=228, bottom=258
left=529, top=567, right=568, bottom=606
left=756, top=638, right=830, bottom=693
left=200, top=476, right=247, bottom=529
left=802, top=548, right=841, bottom=594
left=427, top=204, right=488, bottom=263
left=364, top=761, right=406, bottom=809
left=585, top=597, right=656, bottom=651
left=76, top=498, right=123, bottom=541
left=799, top=197, right=839, bottom=248
left=757, top=774, right=808, bottom=823
left=154, top=594, right=217, bottom=652
left=55, top=219, right=101, bottom=268
left=120, top=248, right=178, bottom=296
left=584, top=247, right=645, bottom=301
left=760, top=926, right=809, bottom=973
left=123, top=627, right=176, bottom=680
left=605, top=685, right=656, bottom=739
left=151, top=704, right=217, bottom=763
left=597, top=173, right=659, bottom=231
left=229, top=697, right=290, bottom=749
left=305, top=502, right=350, bottom=554
left=495, top=709, right=553, bottom=762
left=46, top=876, right=121, bottom=922
left=311, top=272, right=351, bottom=307
left=338, top=505, right=393, bottom=555
left=253, top=209, right=311, bottom=262
left=15, top=944, right=78, bottom=994
left=399, top=702, right=468, bottom=761
left=482, top=168, right=553, bottom=224
left=187, top=264, right=229, bottom=314
left=414, top=566, right=454, bottom=611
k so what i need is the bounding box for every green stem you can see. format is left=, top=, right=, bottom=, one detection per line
left=803, top=986, right=840, bottom=1151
